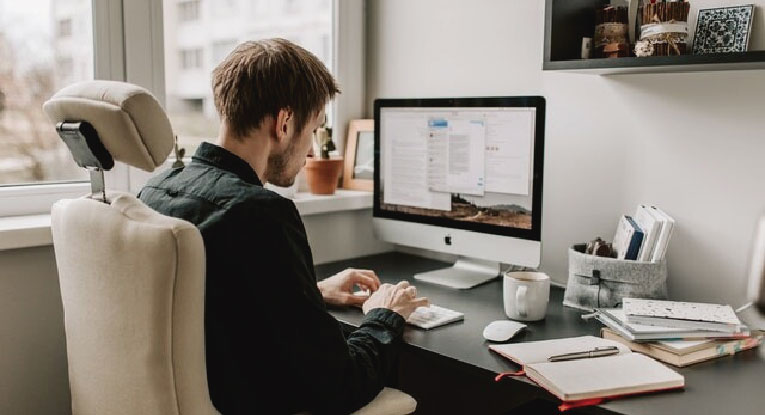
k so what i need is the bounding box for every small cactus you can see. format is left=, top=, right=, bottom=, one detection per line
left=314, top=125, right=334, bottom=160
left=172, top=136, right=186, bottom=168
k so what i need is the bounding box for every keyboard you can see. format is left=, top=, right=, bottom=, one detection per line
left=406, top=305, right=464, bottom=329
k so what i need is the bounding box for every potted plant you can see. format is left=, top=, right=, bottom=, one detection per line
left=305, top=123, right=343, bottom=195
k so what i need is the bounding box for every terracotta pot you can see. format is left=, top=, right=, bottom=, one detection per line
left=305, top=157, right=343, bottom=195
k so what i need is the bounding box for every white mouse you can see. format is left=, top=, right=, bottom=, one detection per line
left=482, top=320, right=526, bottom=342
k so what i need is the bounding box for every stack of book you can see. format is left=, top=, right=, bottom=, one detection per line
left=595, top=298, right=762, bottom=367
left=613, top=205, right=674, bottom=262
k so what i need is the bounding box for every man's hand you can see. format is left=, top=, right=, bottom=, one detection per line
left=318, top=268, right=381, bottom=307
left=362, top=281, right=429, bottom=320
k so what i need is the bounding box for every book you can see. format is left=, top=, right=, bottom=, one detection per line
left=623, top=298, right=746, bottom=333
left=624, top=216, right=644, bottom=260
left=489, top=336, right=684, bottom=404
left=596, top=308, right=751, bottom=341
left=602, top=327, right=763, bottom=367
left=649, top=206, right=675, bottom=262
left=613, top=215, right=644, bottom=260
left=633, top=205, right=661, bottom=262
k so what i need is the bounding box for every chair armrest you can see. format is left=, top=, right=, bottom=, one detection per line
left=352, top=387, right=417, bottom=415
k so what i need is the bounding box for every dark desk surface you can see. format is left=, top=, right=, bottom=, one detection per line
left=316, top=252, right=765, bottom=415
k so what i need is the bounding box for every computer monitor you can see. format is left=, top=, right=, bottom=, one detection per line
left=373, top=97, right=545, bottom=289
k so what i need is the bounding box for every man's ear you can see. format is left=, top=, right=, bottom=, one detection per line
left=274, top=108, right=292, bottom=143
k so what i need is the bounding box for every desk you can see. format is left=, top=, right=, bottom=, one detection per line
left=316, top=252, right=765, bottom=415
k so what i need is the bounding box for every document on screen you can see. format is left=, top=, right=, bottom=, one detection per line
left=382, top=113, right=451, bottom=210
left=426, top=118, right=486, bottom=196
left=484, top=109, right=535, bottom=195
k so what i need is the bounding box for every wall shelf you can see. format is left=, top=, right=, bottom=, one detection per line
left=544, top=51, right=765, bottom=75
left=544, top=0, right=765, bottom=75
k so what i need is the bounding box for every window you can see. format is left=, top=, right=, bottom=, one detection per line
left=283, top=0, right=301, bottom=14
left=0, top=0, right=358, bottom=213
left=211, top=0, right=238, bottom=18
left=212, top=40, right=237, bottom=64
left=178, top=0, right=201, bottom=22
left=181, top=98, right=204, bottom=113
left=163, top=0, right=333, bottom=155
left=0, top=0, right=92, bottom=187
left=56, top=57, right=74, bottom=84
left=179, top=48, right=203, bottom=70
left=57, top=18, right=73, bottom=38
left=251, top=0, right=270, bottom=17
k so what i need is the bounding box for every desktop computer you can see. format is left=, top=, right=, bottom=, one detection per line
left=373, top=96, right=545, bottom=289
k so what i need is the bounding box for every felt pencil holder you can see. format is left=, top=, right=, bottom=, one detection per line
left=563, top=244, right=668, bottom=311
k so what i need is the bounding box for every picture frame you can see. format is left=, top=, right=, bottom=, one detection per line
left=343, top=119, right=374, bottom=191
left=692, top=5, right=755, bottom=55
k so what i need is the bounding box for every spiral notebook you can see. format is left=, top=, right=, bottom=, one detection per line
left=490, top=336, right=684, bottom=404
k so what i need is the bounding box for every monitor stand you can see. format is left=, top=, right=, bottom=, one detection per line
left=414, top=257, right=501, bottom=289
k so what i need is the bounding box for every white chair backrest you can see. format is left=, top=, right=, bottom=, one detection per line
left=51, top=193, right=219, bottom=415
left=43, top=80, right=173, bottom=172
left=44, top=80, right=218, bottom=415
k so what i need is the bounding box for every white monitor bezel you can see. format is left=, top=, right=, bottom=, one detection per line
left=373, top=97, right=545, bottom=263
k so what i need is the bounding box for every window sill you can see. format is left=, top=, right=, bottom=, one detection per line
left=292, top=190, right=372, bottom=216
left=0, top=190, right=372, bottom=251
left=0, top=215, right=53, bottom=251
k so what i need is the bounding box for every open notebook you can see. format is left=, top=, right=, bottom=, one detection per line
left=490, top=336, right=684, bottom=403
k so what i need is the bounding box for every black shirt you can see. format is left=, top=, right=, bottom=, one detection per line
left=138, top=142, right=405, bottom=415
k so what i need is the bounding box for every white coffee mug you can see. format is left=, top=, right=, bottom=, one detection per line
left=503, top=271, right=551, bottom=321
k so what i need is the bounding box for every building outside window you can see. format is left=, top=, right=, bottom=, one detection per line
left=56, top=57, right=74, bottom=85
left=57, top=18, right=73, bottom=38
left=178, top=0, right=201, bottom=22
left=0, top=0, right=92, bottom=186
left=163, top=0, right=332, bottom=154
left=212, top=39, right=237, bottom=65
left=0, top=0, right=333, bottom=188
left=283, top=0, right=300, bottom=14
left=179, top=48, right=203, bottom=70
left=211, top=0, right=239, bottom=18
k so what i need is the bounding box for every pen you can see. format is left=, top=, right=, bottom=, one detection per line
left=547, top=346, right=620, bottom=362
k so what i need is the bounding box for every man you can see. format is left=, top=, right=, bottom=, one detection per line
left=139, top=38, right=428, bottom=415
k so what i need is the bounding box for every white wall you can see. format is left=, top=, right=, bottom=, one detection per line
left=304, top=209, right=393, bottom=265
left=0, top=247, right=70, bottom=415
left=367, top=0, right=765, bottom=306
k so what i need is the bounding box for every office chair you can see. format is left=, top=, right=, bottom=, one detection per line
left=43, top=80, right=416, bottom=415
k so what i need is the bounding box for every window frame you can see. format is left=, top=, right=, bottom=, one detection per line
left=0, top=0, right=367, bottom=215
left=124, top=0, right=364, bottom=193
left=0, top=0, right=129, bottom=217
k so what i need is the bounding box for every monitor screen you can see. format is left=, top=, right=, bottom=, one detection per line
left=374, top=97, right=545, bottom=241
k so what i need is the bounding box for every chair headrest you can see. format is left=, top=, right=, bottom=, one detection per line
left=43, top=80, right=174, bottom=172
